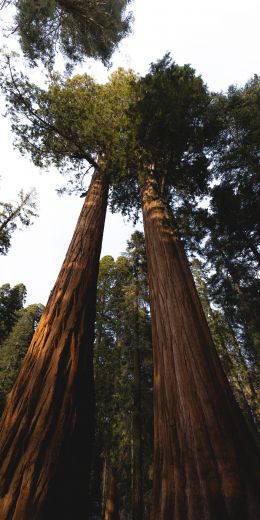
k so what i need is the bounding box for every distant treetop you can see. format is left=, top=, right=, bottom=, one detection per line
left=0, top=0, right=133, bottom=67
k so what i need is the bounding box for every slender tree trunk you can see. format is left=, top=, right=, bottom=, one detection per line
left=141, top=174, right=260, bottom=520
left=0, top=169, right=109, bottom=520
left=209, top=308, right=259, bottom=430
left=220, top=253, right=259, bottom=362
left=132, top=277, right=143, bottom=520
left=209, top=311, right=259, bottom=435
left=103, top=464, right=120, bottom=520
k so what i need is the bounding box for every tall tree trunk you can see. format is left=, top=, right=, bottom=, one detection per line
left=0, top=169, right=109, bottom=520
left=141, top=174, right=260, bottom=520
left=132, top=277, right=143, bottom=520
left=103, top=464, right=120, bottom=520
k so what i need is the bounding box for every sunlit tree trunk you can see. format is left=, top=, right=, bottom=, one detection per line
left=0, top=169, right=109, bottom=520
left=141, top=174, right=260, bottom=520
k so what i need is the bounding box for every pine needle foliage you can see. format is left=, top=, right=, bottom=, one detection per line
left=0, top=0, right=133, bottom=67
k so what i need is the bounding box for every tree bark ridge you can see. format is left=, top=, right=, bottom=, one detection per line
left=141, top=174, right=260, bottom=520
left=0, top=169, right=109, bottom=519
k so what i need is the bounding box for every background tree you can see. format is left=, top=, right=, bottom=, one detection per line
left=191, top=259, right=259, bottom=433
left=0, top=301, right=44, bottom=413
left=0, top=188, right=38, bottom=255
left=185, top=78, right=260, bottom=431
left=0, top=0, right=132, bottom=67
left=0, top=282, right=26, bottom=343
left=201, top=78, right=260, bottom=366
left=93, top=232, right=153, bottom=519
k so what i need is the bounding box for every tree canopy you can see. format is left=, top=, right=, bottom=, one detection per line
left=0, top=54, right=215, bottom=219
left=0, top=59, right=141, bottom=214
left=0, top=0, right=132, bottom=67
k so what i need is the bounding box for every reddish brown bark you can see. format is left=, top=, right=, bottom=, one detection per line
left=141, top=175, right=260, bottom=520
left=103, top=464, right=120, bottom=520
left=0, top=170, right=109, bottom=519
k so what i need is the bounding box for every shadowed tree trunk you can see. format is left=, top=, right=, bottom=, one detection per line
left=103, top=464, right=120, bottom=520
left=141, top=174, right=260, bottom=520
left=0, top=169, right=109, bottom=520
left=132, top=274, right=143, bottom=520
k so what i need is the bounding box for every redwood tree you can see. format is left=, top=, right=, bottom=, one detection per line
left=0, top=169, right=108, bottom=519
left=1, top=54, right=259, bottom=518
left=142, top=174, right=259, bottom=519
left=0, top=66, right=136, bottom=518
left=135, top=56, right=260, bottom=518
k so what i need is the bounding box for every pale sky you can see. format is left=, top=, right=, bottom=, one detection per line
left=0, top=0, right=259, bottom=305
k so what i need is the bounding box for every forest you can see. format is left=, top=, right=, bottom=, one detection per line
left=0, top=1, right=259, bottom=519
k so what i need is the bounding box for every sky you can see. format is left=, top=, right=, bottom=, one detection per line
left=0, top=0, right=259, bottom=305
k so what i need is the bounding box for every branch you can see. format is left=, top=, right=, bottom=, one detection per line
left=7, top=58, right=99, bottom=170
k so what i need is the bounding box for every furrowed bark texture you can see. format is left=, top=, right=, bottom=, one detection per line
left=0, top=170, right=109, bottom=520
left=141, top=175, right=260, bottom=520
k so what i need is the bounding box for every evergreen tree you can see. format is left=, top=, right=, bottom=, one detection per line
left=0, top=171, right=108, bottom=518
left=0, top=302, right=44, bottom=413
left=93, top=233, right=153, bottom=519
left=1, top=53, right=259, bottom=518
left=0, top=0, right=132, bottom=67
left=202, top=77, right=260, bottom=366
left=192, top=259, right=259, bottom=433
left=0, top=66, right=137, bottom=518
left=134, top=56, right=260, bottom=519
left=0, top=188, right=38, bottom=255
left=0, top=283, right=27, bottom=344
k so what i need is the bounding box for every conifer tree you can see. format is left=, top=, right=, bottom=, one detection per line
left=1, top=54, right=259, bottom=518
left=0, top=189, right=38, bottom=255
left=0, top=283, right=27, bottom=344
left=94, top=234, right=152, bottom=519
left=0, top=302, right=44, bottom=413
left=0, top=170, right=108, bottom=519
left=202, top=77, right=260, bottom=366
left=134, top=56, right=260, bottom=519
left=0, top=66, right=137, bottom=518
left=0, top=0, right=132, bottom=67
left=192, top=259, right=259, bottom=432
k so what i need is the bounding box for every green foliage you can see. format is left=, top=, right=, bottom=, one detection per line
left=0, top=53, right=258, bottom=411
left=199, top=78, right=260, bottom=365
left=0, top=54, right=215, bottom=220
left=93, top=232, right=152, bottom=516
left=0, top=302, right=44, bottom=413
left=0, top=60, right=140, bottom=199
left=192, top=260, right=259, bottom=431
left=0, top=283, right=27, bottom=344
left=133, top=54, right=212, bottom=197
left=0, top=188, right=38, bottom=255
left=209, top=76, right=260, bottom=260
left=1, top=0, right=132, bottom=67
